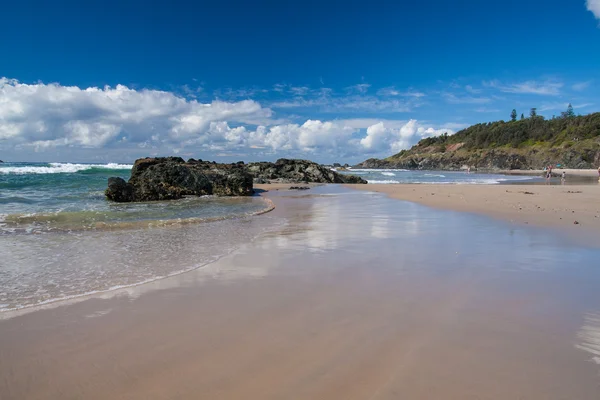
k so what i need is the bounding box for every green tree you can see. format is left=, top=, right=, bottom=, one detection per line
left=510, top=109, right=517, bottom=122
left=530, top=108, right=537, bottom=118
left=565, top=103, right=575, bottom=118
left=521, top=113, right=525, bottom=120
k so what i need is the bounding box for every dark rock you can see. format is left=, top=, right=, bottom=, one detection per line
left=106, top=177, right=135, bottom=202
left=248, top=159, right=367, bottom=184
left=253, top=177, right=270, bottom=184
left=106, top=157, right=366, bottom=203
left=106, top=157, right=253, bottom=202
left=289, top=186, right=310, bottom=190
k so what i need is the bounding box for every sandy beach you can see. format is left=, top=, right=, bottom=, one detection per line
left=1, top=185, right=600, bottom=399
left=347, top=183, right=600, bottom=236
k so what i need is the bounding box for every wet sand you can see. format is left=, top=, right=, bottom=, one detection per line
left=348, top=183, right=600, bottom=235
left=1, top=186, right=600, bottom=399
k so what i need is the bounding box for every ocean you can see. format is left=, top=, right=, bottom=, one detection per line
left=0, top=162, right=276, bottom=312
left=341, top=168, right=540, bottom=184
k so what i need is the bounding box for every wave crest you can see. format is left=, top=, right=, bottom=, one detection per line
left=0, top=163, right=133, bottom=175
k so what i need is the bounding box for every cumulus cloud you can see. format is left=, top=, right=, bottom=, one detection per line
left=0, top=78, right=452, bottom=161
left=587, top=0, right=600, bottom=20
left=0, top=78, right=272, bottom=151
left=360, top=120, right=453, bottom=153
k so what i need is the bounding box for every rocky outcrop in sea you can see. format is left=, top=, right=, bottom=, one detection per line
left=106, top=157, right=253, bottom=202
left=106, top=157, right=366, bottom=202
left=248, top=158, right=366, bottom=184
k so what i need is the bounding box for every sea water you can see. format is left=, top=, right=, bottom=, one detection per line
left=0, top=162, right=275, bottom=311
left=341, top=168, right=540, bottom=184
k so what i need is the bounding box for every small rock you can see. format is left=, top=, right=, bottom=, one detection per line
left=574, top=221, right=580, bottom=225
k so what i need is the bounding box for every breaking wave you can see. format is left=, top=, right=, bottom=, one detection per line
left=0, top=162, right=133, bottom=175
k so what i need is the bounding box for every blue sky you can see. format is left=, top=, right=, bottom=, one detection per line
left=1, top=0, right=600, bottom=163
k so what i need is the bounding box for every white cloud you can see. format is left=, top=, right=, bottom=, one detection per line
left=376, top=87, right=425, bottom=97
left=345, top=83, right=371, bottom=94
left=270, top=95, right=415, bottom=113
left=484, top=79, right=563, bottom=95
left=572, top=81, right=592, bottom=91
left=465, top=85, right=482, bottom=94
left=0, top=78, right=273, bottom=151
left=442, top=93, right=491, bottom=104
left=587, top=0, right=600, bottom=20
left=360, top=120, right=453, bottom=153
left=0, top=78, right=454, bottom=161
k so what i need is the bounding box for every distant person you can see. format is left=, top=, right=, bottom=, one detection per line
left=467, top=166, right=471, bottom=174
left=561, top=171, right=566, bottom=184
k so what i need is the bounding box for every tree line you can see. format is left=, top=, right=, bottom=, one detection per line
left=413, top=107, right=600, bottom=151
left=509, top=103, right=575, bottom=122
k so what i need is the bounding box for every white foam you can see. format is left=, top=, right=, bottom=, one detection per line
left=0, top=163, right=133, bottom=174
left=381, top=172, right=396, bottom=176
left=367, top=180, right=400, bottom=184
left=350, top=168, right=409, bottom=172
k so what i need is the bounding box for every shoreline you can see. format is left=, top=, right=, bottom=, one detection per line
left=2, top=184, right=600, bottom=399
left=346, top=183, right=600, bottom=238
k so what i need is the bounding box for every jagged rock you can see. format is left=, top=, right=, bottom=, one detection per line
left=248, top=159, right=367, bottom=184
left=106, top=157, right=366, bottom=202
left=106, top=177, right=135, bottom=202
left=106, top=157, right=253, bottom=202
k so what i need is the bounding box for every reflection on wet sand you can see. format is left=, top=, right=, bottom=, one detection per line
left=577, top=312, right=600, bottom=366
left=1, top=185, right=600, bottom=399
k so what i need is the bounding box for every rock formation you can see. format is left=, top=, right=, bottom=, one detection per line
left=106, top=157, right=366, bottom=202
left=106, top=157, right=253, bottom=202
left=248, top=159, right=366, bottom=184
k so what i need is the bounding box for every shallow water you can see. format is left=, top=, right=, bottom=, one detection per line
left=341, top=168, right=541, bottom=184
left=0, top=162, right=274, bottom=310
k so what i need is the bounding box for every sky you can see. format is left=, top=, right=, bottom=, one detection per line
left=1, top=0, right=600, bottom=164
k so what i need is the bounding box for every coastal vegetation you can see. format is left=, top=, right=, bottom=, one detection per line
left=360, top=107, right=600, bottom=170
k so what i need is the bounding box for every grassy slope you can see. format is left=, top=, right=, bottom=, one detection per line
left=381, top=113, right=600, bottom=169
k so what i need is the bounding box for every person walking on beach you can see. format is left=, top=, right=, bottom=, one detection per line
left=561, top=171, right=566, bottom=184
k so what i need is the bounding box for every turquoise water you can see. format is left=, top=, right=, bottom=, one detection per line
left=0, top=162, right=275, bottom=311
left=0, top=162, right=268, bottom=233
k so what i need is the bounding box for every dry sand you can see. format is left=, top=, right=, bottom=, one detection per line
left=347, top=183, right=600, bottom=234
